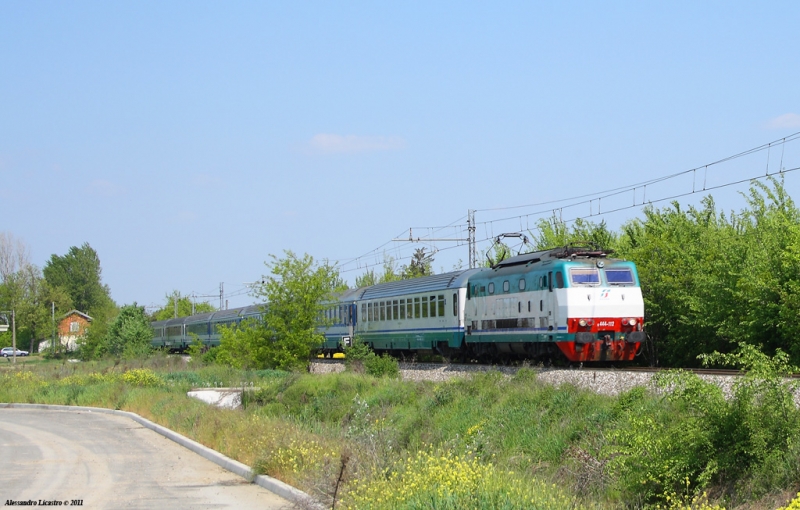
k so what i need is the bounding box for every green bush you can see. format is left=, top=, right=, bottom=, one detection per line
left=344, top=337, right=399, bottom=378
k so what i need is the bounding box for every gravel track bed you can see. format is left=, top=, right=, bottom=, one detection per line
left=310, top=361, right=800, bottom=405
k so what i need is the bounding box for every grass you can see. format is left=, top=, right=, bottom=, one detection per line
left=1, top=356, right=799, bottom=509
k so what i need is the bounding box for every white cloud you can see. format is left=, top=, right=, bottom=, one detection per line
left=309, top=134, right=407, bottom=153
left=87, top=179, right=123, bottom=197
left=766, top=113, right=800, bottom=129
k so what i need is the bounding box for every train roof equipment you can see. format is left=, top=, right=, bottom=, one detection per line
left=491, top=244, right=615, bottom=270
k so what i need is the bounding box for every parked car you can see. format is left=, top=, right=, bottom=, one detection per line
left=1, top=347, right=28, bottom=357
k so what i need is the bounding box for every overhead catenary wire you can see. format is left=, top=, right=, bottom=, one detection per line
left=335, top=132, right=800, bottom=276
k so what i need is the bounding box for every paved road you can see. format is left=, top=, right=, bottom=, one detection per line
left=0, top=409, right=292, bottom=509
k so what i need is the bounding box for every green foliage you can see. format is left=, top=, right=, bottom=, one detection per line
left=217, top=251, right=340, bottom=370
left=76, top=306, right=113, bottom=360
left=401, top=247, right=434, bottom=279
left=103, top=304, right=153, bottom=359
left=151, top=291, right=215, bottom=321
left=0, top=263, right=73, bottom=353
left=605, top=346, right=800, bottom=504
left=616, top=177, right=800, bottom=366
left=533, top=217, right=618, bottom=251
left=344, top=337, right=400, bottom=378
left=42, top=242, right=114, bottom=316
left=355, top=250, right=435, bottom=287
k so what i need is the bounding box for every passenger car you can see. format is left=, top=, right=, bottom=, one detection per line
left=1, top=347, right=29, bottom=357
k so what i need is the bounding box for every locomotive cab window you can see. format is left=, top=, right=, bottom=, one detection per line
left=518, top=279, right=526, bottom=291
left=503, top=281, right=510, bottom=293
left=570, top=268, right=600, bottom=285
left=488, top=282, right=495, bottom=294
left=605, top=268, right=634, bottom=285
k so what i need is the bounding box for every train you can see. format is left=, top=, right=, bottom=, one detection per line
left=151, top=245, right=645, bottom=363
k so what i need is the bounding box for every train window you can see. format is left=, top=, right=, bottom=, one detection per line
left=407, top=299, right=413, bottom=319
left=606, top=268, right=634, bottom=284
left=429, top=296, right=437, bottom=317
left=367, top=302, right=373, bottom=321
left=480, top=286, right=486, bottom=294
left=503, top=281, right=510, bottom=292
left=414, top=297, right=420, bottom=318
left=387, top=301, right=392, bottom=321
left=380, top=302, right=386, bottom=321
left=399, top=299, right=406, bottom=319
left=393, top=300, right=399, bottom=320
left=361, top=303, right=366, bottom=321
left=438, top=295, right=445, bottom=316
left=556, top=272, right=564, bottom=289
left=488, top=282, right=495, bottom=294
left=519, top=279, right=526, bottom=291
left=453, top=293, right=458, bottom=316
left=542, top=275, right=548, bottom=289
left=570, top=268, right=600, bottom=285
left=421, top=296, right=429, bottom=318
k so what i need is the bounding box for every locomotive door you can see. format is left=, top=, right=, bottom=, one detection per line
left=543, top=271, right=556, bottom=338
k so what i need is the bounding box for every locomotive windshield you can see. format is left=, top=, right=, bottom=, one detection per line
left=569, top=268, right=600, bottom=285
left=605, top=268, right=634, bottom=285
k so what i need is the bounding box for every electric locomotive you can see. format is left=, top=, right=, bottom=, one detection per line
left=464, top=246, right=643, bottom=362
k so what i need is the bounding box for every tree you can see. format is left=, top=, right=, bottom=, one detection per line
left=217, top=251, right=340, bottom=370
left=43, top=243, right=114, bottom=315
left=355, top=254, right=406, bottom=287
left=0, top=232, right=31, bottom=283
left=533, top=217, right=618, bottom=251
left=151, top=291, right=215, bottom=320
left=102, top=304, right=153, bottom=359
left=401, top=248, right=434, bottom=279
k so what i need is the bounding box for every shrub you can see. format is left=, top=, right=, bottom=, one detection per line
left=344, top=337, right=399, bottom=378
left=121, top=368, right=163, bottom=387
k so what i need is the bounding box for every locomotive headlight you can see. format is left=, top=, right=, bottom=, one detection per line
left=628, top=318, right=637, bottom=326
left=578, top=319, right=587, bottom=327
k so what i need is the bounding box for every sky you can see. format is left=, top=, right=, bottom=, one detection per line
left=2, top=1, right=800, bottom=312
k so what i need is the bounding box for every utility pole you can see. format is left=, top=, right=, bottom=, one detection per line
left=468, top=209, right=477, bottom=269
left=191, top=293, right=196, bottom=315
left=174, top=294, right=178, bottom=319
left=0, top=310, right=16, bottom=364
left=219, top=282, right=224, bottom=310
left=52, top=302, right=56, bottom=357
left=391, top=209, right=478, bottom=269
left=11, top=309, right=16, bottom=364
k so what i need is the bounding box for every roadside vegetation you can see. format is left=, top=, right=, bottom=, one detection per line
left=2, top=345, right=800, bottom=509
